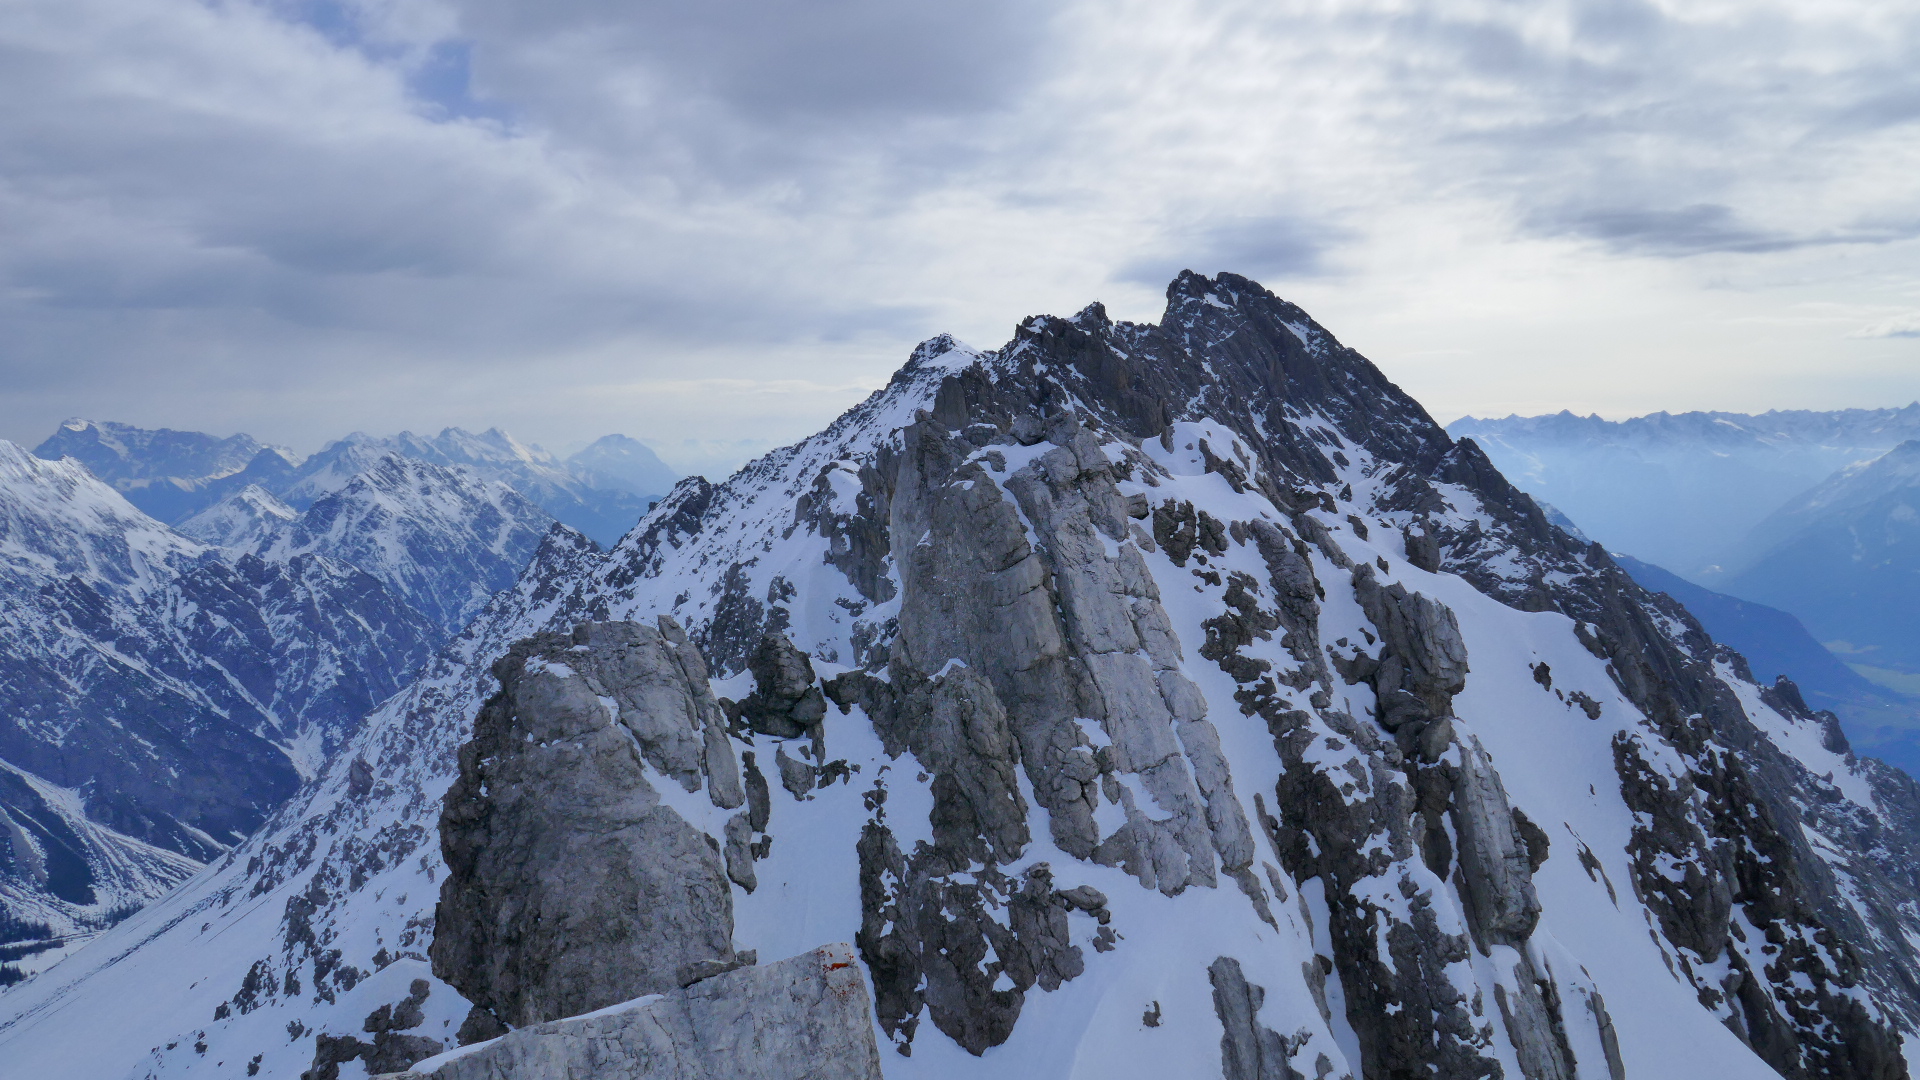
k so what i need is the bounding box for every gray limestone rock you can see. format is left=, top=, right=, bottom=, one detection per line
left=389, top=944, right=883, bottom=1080
left=1347, top=563, right=1469, bottom=730
left=568, top=620, right=715, bottom=794
left=1209, top=956, right=1304, bottom=1080
left=1451, top=735, right=1544, bottom=948
left=431, top=626, right=739, bottom=1028
left=732, top=632, right=828, bottom=740
left=723, top=813, right=757, bottom=893
left=1492, top=954, right=1577, bottom=1080
left=775, top=746, right=816, bottom=799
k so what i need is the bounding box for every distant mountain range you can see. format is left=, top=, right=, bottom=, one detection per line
left=0, top=441, right=437, bottom=956
left=1, top=418, right=677, bottom=965
left=182, top=457, right=554, bottom=635
left=37, top=420, right=679, bottom=548
left=1454, top=409, right=1920, bottom=765
left=1449, top=406, right=1920, bottom=577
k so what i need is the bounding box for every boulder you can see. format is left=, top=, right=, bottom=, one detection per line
left=431, top=623, right=740, bottom=1028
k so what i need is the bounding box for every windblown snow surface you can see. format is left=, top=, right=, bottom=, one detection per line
left=2, top=281, right=1914, bottom=1080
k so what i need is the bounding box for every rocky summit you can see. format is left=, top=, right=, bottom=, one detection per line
left=5, top=272, right=1920, bottom=1080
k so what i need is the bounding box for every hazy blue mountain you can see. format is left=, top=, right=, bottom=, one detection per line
left=565, top=434, right=678, bottom=499
left=1618, top=554, right=1920, bottom=774
left=1449, top=405, right=1920, bottom=577
left=1720, top=440, right=1920, bottom=682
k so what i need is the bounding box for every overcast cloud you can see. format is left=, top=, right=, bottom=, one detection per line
left=3, top=0, right=1916, bottom=475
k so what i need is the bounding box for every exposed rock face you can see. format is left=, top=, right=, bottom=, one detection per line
left=1209, top=957, right=1304, bottom=1080
left=300, top=979, right=442, bottom=1080
left=1343, top=563, right=1469, bottom=732
left=393, top=945, right=883, bottom=1080
left=884, top=409, right=1257, bottom=897
left=431, top=619, right=742, bottom=1029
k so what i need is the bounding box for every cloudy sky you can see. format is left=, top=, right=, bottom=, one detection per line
left=5, top=0, right=1917, bottom=476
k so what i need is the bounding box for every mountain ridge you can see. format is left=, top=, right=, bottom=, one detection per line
left=0, top=442, right=437, bottom=956
left=4, top=273, right=1917, bottom=1080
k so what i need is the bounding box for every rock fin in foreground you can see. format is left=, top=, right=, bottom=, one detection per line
left=385, top=944, right=883, bottom=1080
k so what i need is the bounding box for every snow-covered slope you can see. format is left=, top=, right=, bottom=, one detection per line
left=288, top=428, right=653, bottom=548
left=0, top=442, right=436, bottom=955
left=1449, top=406, right=1920, bottom=577
left=7, top=275, right=1919, bottom=1080
left=202, top=456, right=557, bottom=636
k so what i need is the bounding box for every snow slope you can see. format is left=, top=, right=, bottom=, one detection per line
left=5, top=276, right=1917, bottom=1080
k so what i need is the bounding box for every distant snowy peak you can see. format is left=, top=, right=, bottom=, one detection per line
left=1771, top=438, right=1920, bottom=520
left=294, top=428, right=560, bottom=500
left=0, top=443, right=436, bottom=944
left=290, top=428, right=649, bottom=547
left=35, top=418, right=272, bottom=486
left=0, top=440, right=206, bottom=598
left=177, top=484, right=298, bottom=550
left=32, top=420, right=300, bottom=524
left=566, top=434, right=678, bottom=497
left=255, top=454, right=559, bottom=634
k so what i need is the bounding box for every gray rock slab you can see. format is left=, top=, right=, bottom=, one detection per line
left=390, top=945, right=883, bottom=1080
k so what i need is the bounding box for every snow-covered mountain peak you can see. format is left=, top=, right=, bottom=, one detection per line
left=1779, top=438, right=1920, bottom=517
left=249, top=454, right=559, bottom=634
left=177, top=484, right=298, bottom=550
left=35, top=419, right=275, bottom=487
left=565, top=434, right=679, bottom=497
left=0, top=439, right=206, bottom=598
left=7, top=274, right=1920, bottom=1080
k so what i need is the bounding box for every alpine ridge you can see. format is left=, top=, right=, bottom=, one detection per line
left=188, top=454, right=558, bottom=636
left=0, top=442, right=436, bottom=959
left=3, top=272, right=1918, bottom=1080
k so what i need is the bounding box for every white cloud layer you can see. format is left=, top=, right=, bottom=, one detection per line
left=3, top=0, right=1917, bottom=475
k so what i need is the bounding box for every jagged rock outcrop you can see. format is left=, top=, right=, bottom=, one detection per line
left=729, top=632, right=829, bottom=741
left=431, top=619, right=743, bottom=1029
left=1209, top=957, right=1304, bottom=1080
left=389, top=945, right=882, bottom=1080
left=300, top=979, right=442, bottom=1080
